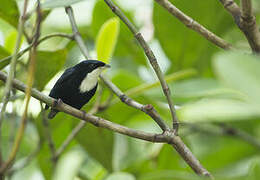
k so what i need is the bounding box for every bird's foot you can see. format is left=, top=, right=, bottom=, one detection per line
left=53, top=98, right=63, bottom=108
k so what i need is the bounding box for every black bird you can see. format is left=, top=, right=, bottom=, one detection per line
left=45, top=60, right=110, bottom=119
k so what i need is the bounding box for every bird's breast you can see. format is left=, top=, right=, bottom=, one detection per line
left=79, top=68, right=102, bottom=93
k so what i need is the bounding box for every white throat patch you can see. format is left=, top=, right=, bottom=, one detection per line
left=79, top=67, right=103, bottom=93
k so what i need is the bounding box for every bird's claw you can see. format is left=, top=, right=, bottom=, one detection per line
left=53, top=98, right=63, bottom=108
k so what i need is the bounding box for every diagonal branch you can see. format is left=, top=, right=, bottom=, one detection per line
left=219, top=0, right=260, bottom=53
left=100, top=75, right=170, bottom=132
left=241, top=0, right=253, bottom=19
left=0, top=71, right=167, bottom=143
left=0, top=33, right=74, bottom=68
left=154, top=0, right=233, bottom=50
left=240, top=0, right=260, bottom=53
left=104, top=0, right=179, bottom=132
left=65, top=6, right=89, bottom=59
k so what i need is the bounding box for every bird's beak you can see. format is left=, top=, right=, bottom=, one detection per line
left=104, top=64, right=111, bottom=68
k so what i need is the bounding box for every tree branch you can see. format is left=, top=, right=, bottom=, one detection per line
left=0, top=71, right=168, bottom=143
left=154, top=0, right=233, bottom=50
left=65, top=6, right=89, bottom=59
left=0, top=33, right=74, bottom=66
left=100, top=75, right=170, bottom=132
left=171, top=136, right=212, bottom=177
left=219, top=0, right=260, bottom=53
left=104, top=0, right=179, bottom=132
left=241, top=0, right=252, bottom=19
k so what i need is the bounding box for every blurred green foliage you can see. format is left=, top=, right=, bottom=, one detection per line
left=0, top=0, right=260, bottom=180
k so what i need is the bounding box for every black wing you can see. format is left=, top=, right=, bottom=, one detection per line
left=45, top=67, right=75, bottom=109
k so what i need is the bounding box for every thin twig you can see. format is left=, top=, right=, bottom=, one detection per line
left=219, top=0, right=260, bottom=53
left=101, top=75, right=170, bottom=132
left=0, top=33, right=73, bottom=66
left=0, top=1, right=42, bottom=174
left=219, top=123, right=260, bottom=150
left=65, top=6, right=89, bottom=59
left=154, top=0, right=233, bottom=50
left=104, top=0, right=179, bottom=132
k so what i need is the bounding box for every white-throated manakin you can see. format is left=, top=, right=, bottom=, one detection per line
left=45, top=60, right=110, bottom=119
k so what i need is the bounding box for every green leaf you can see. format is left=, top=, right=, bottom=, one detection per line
left=42, top=0, right=84, bottom=9
left=214, top=52, right=260, bottom=104
left=4, top=30, right=19, bottom=53
left=52, top=149, right=85, bottom=180
left=111, top=70, right=142, bottom=91
left=178, top=99, right=260, bottom=122
left=35, top=49, right=68, bottom=90
left=105, top=172, right=135, bottom=180
left=96, top=17, right=120, bottom=64
left=143, top=78, right=244, bottom=104
left=0, top=0, right=19, bottom=27
left=0, top=46, right=10, bottom=70
left=76, top=124, right=114, bottom=171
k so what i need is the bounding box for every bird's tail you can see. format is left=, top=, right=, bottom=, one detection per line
left=48, top=109, right=59, bottom=119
